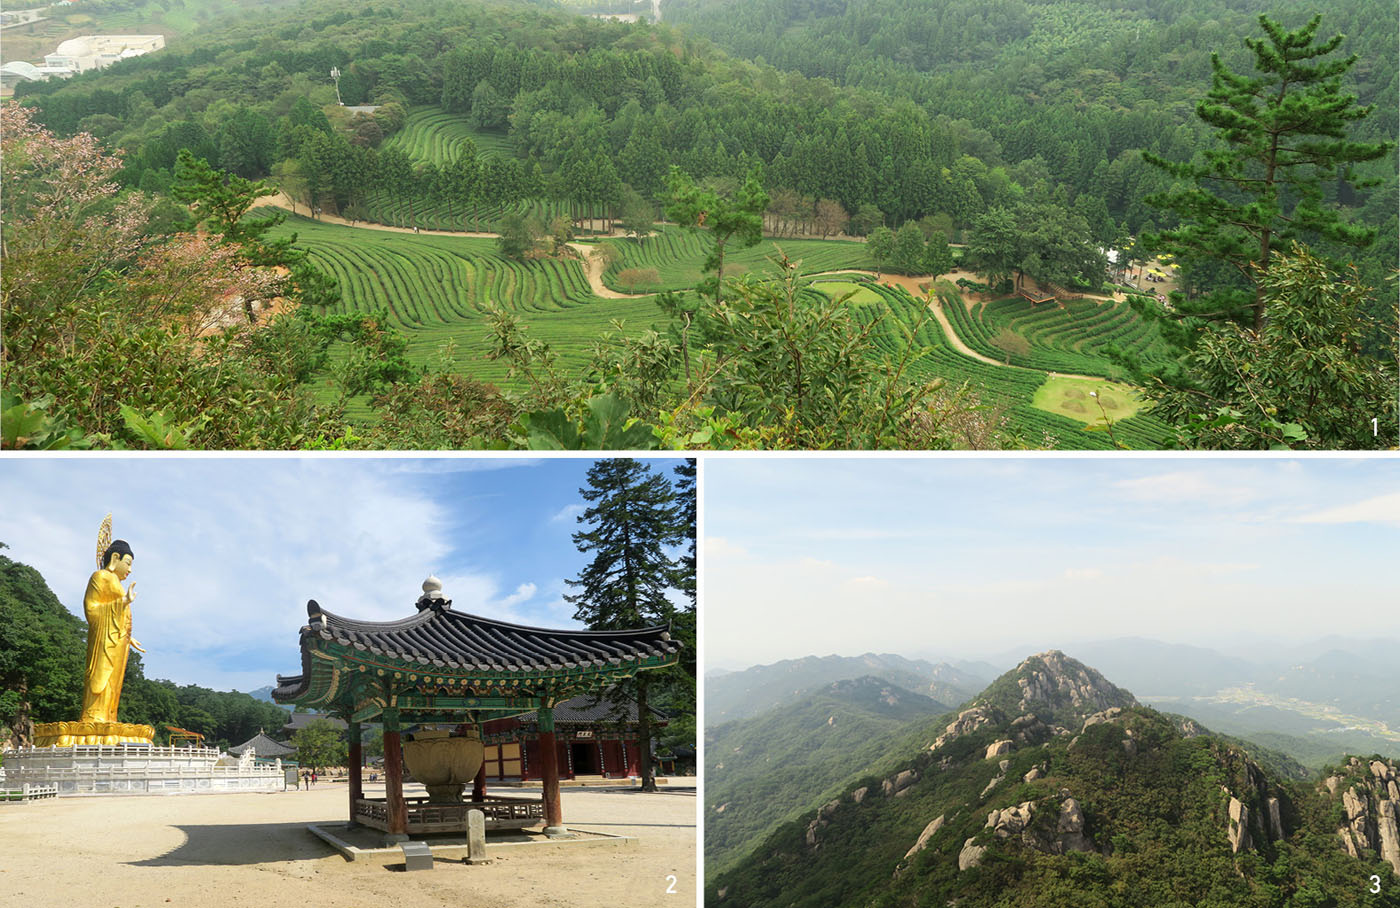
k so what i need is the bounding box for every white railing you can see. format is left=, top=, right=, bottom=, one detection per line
left=8, top=765, right=282, bottom=780
left=15, top=744, right=220, bottom=759
left=0, top=783, right=59, bottom=801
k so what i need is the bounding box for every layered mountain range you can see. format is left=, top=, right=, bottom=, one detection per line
left=706, top=653, right=988, bottom=725
left=708, top=652, right=1399, bottom=907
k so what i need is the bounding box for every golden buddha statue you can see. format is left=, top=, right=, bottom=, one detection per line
left=32, top=516, right=154, bottom=747
left=80, top=538, right=142, bottom=723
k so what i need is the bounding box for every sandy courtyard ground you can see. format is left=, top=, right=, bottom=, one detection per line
left=0, top=782, right=696, bottom=908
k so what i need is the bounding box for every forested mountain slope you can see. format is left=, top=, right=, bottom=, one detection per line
left=707, top=676, right=950, bottom=873
left=6, top=0, right=1392, bottom=450
left=709, top=651, right=1400, bottom=907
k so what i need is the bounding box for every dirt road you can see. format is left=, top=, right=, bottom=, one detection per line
left=0, top=782, right=696, bottom=908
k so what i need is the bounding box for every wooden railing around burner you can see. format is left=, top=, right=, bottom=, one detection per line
left=353, top=796, right=544, bottom=833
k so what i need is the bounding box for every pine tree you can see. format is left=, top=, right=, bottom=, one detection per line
left=664, top=165, right=769, bottom=310
left=565, top=459, right=685, bottom=791
left=1142, top=14, right=1392, bottom=333
left=1128, top=14, right=1395, bottom=448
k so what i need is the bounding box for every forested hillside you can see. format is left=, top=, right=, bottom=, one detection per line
left=4, top=0, right=1393, bottom=449
left=0, top=546, right=290, bottom=750
left=665, top=0, right=1397, bottom=290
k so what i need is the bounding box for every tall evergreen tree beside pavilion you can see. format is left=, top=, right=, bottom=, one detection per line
left=658, top=460, right=697, bottom=756
left=566, top=459, right=688, bottom=791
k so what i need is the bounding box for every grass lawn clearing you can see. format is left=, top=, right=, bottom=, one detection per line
left=1032, top=376, right=1145, bottom=425
left=811, top=280, right=884, bottom=304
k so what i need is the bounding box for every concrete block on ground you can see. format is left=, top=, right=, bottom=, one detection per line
left=401, top=841, right=433, bottom=871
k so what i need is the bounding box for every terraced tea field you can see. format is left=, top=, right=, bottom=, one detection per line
left=265, top=210, right=660, bottom=388
left=383, top=106, right=515, bottom=165
left=273, top=210, right=1169, bottom=447
left=363, top=194, right=570, bottom=232
left=824, top=281, right=1169, bottom=449
left=606, top=227, right=869, bottom=292
left=363, top=107, right=564, bottom=230
left=937, top=285, right=1174, bottom=380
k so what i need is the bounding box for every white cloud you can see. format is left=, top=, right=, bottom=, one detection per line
left=500, top=582, right=538, bottom=607
left=703, top=536, right=747, bottom=558
left=1291, top=491, right=1400, bottom=527
left=1113, top=471, right=1264, bottom=507
left=1062, top=567, right=1104, bottom=581
left=550, top=503, right=585, bottom=523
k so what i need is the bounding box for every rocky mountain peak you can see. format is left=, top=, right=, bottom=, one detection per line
left=1006, top=650, right=1138, bottom=718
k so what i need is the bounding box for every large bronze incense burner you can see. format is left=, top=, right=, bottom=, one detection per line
left=402, top=729, right=485, bottom=803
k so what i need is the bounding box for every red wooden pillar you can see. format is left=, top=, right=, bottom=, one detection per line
left=347, top=720, right=363, bottom=824
left=382, top=708, right=408, bottom=841
left=458, top=722, right=487, bottom=802
left=538, top=706, right=566, bottom=836
left=472, top=761, right=486, bottom=802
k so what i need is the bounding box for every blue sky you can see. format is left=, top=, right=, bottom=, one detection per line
left=0, top=456, right=688, bottom=692
left=705, top=457, right=1399, bottom=670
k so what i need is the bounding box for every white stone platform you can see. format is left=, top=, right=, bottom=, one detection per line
left=3, top=744, right=286, bottom=795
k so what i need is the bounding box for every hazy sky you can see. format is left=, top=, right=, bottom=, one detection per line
left=0, top=456, right=685, bottom=692
left=704, top=457, right=1399, bottom=671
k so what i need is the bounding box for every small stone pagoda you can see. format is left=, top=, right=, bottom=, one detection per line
left=271, top=577, right=680, bottom=840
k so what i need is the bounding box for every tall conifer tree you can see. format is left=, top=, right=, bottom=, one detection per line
left=1129, top=14, right=1395, bottom=448
left=566, top=459, right=686, bottom=791
left=1142, top=14, right=1391, bottom=333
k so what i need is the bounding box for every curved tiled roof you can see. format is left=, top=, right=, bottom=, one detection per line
left=228, top=732, right=296, bottom=757
left=273, top=598, right=679, bottom=704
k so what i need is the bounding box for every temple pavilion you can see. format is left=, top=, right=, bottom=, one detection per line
left=272, top=578, right=681, bottom=838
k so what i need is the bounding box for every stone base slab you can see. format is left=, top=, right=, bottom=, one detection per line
left=33, top=720, right=155, bottom=746
left=308, top=822, right=634, bottom=863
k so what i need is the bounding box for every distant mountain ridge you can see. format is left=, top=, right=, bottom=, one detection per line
left=243, top=685, right=277, bottom=704
left=707, top=653, right=987, bottom=725
left=709, top=651, right=1399, bottom=907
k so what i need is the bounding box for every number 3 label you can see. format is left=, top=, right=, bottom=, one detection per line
left=1371, top=874, right=1382, bottom=893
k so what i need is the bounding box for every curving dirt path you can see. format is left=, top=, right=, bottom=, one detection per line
left=255, top=192, right=502, bottom=238
left=565, top=242, right=650, bottom=299
left=806, top=269, right=1122, bottom=383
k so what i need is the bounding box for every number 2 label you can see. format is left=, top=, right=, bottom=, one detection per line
left=666, top=874, right=677, bottom=894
